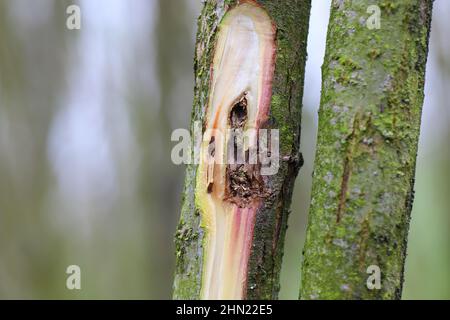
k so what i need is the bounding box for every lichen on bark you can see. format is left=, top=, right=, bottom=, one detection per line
left=173, top=0, right=311, bottom=299
left=300, top=0, right=433, bottom=300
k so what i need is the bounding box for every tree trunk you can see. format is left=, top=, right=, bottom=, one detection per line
left=173, top=0, right=311, bottom=300
left=301, top=0, right=433, bottom=299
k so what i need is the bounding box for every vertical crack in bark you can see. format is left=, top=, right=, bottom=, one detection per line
left=358, top=216, right=371, bottom=270
left=336, top=114, right=359, bottom=223
left=337, top=157, right=351, bottom=223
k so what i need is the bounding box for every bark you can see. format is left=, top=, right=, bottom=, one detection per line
left=301, top=0, right=433, bottom=299
left=173, top=0, right=311, bottom=299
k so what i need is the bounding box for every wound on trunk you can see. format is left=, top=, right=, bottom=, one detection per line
left=194, top=0, right=276, bottom=299
left=225, top=94, right=264, bottom=207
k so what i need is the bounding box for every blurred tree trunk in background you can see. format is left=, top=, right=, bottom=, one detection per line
left=301, top=0, right=433, bottom=299
left=0, top=0, right=72, bottom=297
left=136, top=0, right=193, bottom=298
left=173, top=0, right=311, bottom=299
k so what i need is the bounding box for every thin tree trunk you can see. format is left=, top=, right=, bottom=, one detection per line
left=173, top=0, right=310, bottom=300
left=301, top=0, right=433, bottom=299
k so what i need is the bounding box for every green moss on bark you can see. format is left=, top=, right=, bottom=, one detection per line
left=173, top=0, right=311, bottom=299
left=300, top=0, right=433, bottom=300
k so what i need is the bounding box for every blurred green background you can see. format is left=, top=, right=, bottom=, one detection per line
left=0, top=0, right=448, bottom=299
